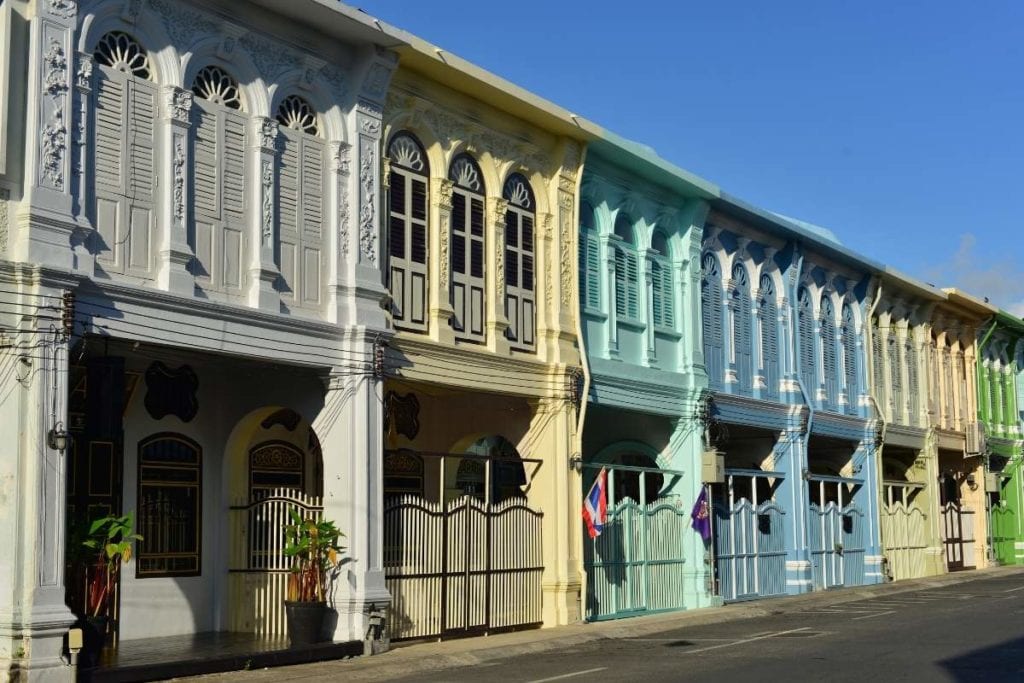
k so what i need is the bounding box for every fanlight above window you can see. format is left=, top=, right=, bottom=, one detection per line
left=388, top=133, right=427, bottom=173
left=449, top=154, right=484, bottom=193
left=276, top=95, right=318, bottom=136
left=94, top=31, right=151, bottom=80
left=503, top=174, right=534, bottom=209
left=191, top=65, right=241, bottom=110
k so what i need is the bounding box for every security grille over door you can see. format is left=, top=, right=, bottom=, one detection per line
left=383, top=451, right=543, bottom=640
left=583, top=462, right=689, bottom=620
left=713, top=469, right=787, bottom=602
left=881, top=482, right=928, bottom=581
left=807, top=475, right=866, bottom=589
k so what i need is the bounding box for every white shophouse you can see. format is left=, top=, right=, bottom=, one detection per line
left=0, top=0, right=401, bottom=678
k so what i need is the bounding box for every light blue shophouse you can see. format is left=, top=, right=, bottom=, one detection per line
left=578, top=133, right=720, bottom=620
left=700, top=196, right=884, bottom=600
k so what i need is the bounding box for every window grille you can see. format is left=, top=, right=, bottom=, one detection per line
left=93, top=31, right=150, bottom=79
left=191, top=65, right=241, bottom=110
left=137, top=434, right=202, bottom=577
left=276, top=95, right=318, bottom=136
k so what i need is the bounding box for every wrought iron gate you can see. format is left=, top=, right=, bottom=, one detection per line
left=584, top=463, right=688, bottom=620
left=807, top=476, right=865, bottom=589
left=712, top=470, right=787, bottom=602
left=228, top=488, right=324, bottom=637
left=880, top=483, right=928, bottom=581
left=384, top=493, right=543, bottom=640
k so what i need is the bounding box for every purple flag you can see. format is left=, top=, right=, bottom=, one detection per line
left=690, top=486, right=712, bottom=541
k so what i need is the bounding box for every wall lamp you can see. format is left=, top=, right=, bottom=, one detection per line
left=47, top=422, right=69, bottom=453
left=966, top=472, right=978, bottom=491
left=569, top=454, right=583, bottom=472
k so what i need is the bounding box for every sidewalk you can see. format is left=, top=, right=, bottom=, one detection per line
left=179, top=565, right=1024, bottom=682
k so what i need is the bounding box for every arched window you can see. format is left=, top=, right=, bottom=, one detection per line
left=820, top=296, right=837, bottom=410
left=275, top=93, right=325, bottom=311
left=383, top=449, right=424, bottom=495
left=503, top=174, right=536, bottom=349
left=612, top=214, right=639, bottom=320
left=249, top=441, right=305, bottom=500
left=137, top=434, right=201, bottom=577
left=841, top=304, right=858, bottom=415
left=702, top=253, right=724, bottom=390
left=91, top=31, right=156, bottom=277
left=758, top=274, right=779, bottom=400
left=650, top=232, right=673, bottom=329
left=731, top=264, right=752, bottom=395
left=578, top=201, right=600, bottom=311
left=387, top=132, right=429, bottom=331
left=449, top=154, right=486, bottom=341
left=189, top=66, right=248, bottom=296
left=797, top=287, right=816, bottom=393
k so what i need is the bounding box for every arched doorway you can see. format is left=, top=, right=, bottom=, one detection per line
left=222, top=407, right=325, bottom=637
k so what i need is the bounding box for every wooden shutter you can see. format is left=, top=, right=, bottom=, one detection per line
left=651, top=260, right=664, bottom=327
left=760, top=292, right=779, bottom=400
left=907, top=339, right=920, bottom=422
left=300, top=137, right=324, bottom=307
left=820, top=301, right=837, bottom=408
left=450, top=188, right=486, bottom=341
left=92, top=68, right=155, bottom=276
left=873, top=323, right=885, bottom=399
left=734, top=269, right=753, bottom=395
left=504, top=206, right=535, bottom=349
left=702, top=255, right=724, bottom=389
left=798, top=290, right=816, bottom=390
left=888, top=336, right=902, bottom=418
left=660, top=259, right=674, bottom=328
left=842, top=306, right=858, bottom=414
left=626, top=250, right=639, bottom=319
left=614, top=247, right=628, bottom=318
left=389, top=167, right=429, bottom=331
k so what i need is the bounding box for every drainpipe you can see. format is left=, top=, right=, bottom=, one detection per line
left=977, top=316, right=998, bottom=563
left=789, top=247, right=812, bottom=578
left=572, top=143, right=590, bottom=614
left=864, top=281, right=888, bottom=579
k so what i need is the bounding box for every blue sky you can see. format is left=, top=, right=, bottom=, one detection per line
left=356, top=1, right=1024, bottom=312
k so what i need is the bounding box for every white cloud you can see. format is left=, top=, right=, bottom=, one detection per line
left=924, top=233, right=1024, bottom=313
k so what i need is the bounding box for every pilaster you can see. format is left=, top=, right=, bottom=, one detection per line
left=485, top=196, right=510, bottom=354
left=601, top=235, right=618, bottom=358
left=352, top=101, right=388, bottom=329
left=327, top=140, right=352, bottom=325
left=777, top=428, right=812, bottom=594
left=247, top=116, right=280, bottom=311
left=428, top=177, right=455, bottom=345
left=17, top=1, right=78, bottom=269
left=69, top=51, right=93, bottom=273
left=156, top=87, right=195, bottom=296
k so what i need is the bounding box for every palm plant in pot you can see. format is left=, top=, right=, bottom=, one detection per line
left=283, top=508, right=346, bottom=646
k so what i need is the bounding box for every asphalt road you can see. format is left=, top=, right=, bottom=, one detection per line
left=389, top=573, right=1024, bottom=683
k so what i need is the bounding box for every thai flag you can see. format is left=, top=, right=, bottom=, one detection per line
left=583, top=467, right=608, bottom=539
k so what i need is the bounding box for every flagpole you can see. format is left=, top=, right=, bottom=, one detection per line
left=705, top=482, right=717, bottom=600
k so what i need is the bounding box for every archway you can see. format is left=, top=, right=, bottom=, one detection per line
left=444, top=435, right=528, bottom=505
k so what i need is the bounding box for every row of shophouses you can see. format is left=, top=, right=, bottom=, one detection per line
left=1, top=0, right=1023, bottom=678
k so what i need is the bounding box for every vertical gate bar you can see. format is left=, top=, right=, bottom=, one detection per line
left=608, top=467, right=618, bottom=617
left=752, top=475, right=760, bottom=595
left=640, top=469, right=648, bottom=612
left=485, top=460, right=492, bottom=632
left=728, top=474, right=737, bottom=600
left=440, top=455, right=449, bottom=636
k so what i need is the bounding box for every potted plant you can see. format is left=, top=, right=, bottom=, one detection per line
left=283, top=508, right=346, bottom=646
left=76, top=512, right=142, bottom=663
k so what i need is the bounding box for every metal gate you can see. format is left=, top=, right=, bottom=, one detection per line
left=384, top=493, right=543, bottom=640
left=880, top=482, right=928, bottom=581
left=713, top=470, right=787, bottom=602
left=228, top=488, right=324, bottom=637
left=941, top=502, right=976, bottom=571
left=807, top=476, right=865, bottom=589
left=991, top=503, right=1017, bottom=566
left=584, top=463, right=688, bottom=620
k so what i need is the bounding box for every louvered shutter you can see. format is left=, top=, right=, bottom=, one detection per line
left=889, top=337, right=903, bottom=418
left=94, top=76, right=123, bottom=193
left=661, top=261, right=674, bottom=328
left=702, top=256, right=724, bottom=389
left=873, top=325, right=885, bottom=398
left=125, top=79, right=155, bottom=273
left=906, top=340, right=920, bottom=422
left=449, top=188, right=486, bottom=341
left=821, top=304, right=837, bottom=409
left=300, top=137, right=324, bottom=307
left=626, top=250, right=639, bottom=318
left=798, top=291, right=816, bottom=390
left=278, top=132, right=300, bottom=306
left=585, top=234, right=600, bottom=309
left=615, top=247, right=628, bottom=318
left=843, top=314, right=858, bottom=415
left=651, top=260, right=664, bottom=327
left=761, top=296, right=779, bottom=399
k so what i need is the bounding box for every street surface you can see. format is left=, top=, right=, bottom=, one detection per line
left=185, top=571, right=1024, bottom=683
left=389, top=573, right=1024, bottom=683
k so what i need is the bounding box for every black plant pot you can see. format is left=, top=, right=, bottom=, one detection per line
left=81, top=615, right=110, bottom=667
left=284, top=601, right=328, bottom=647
